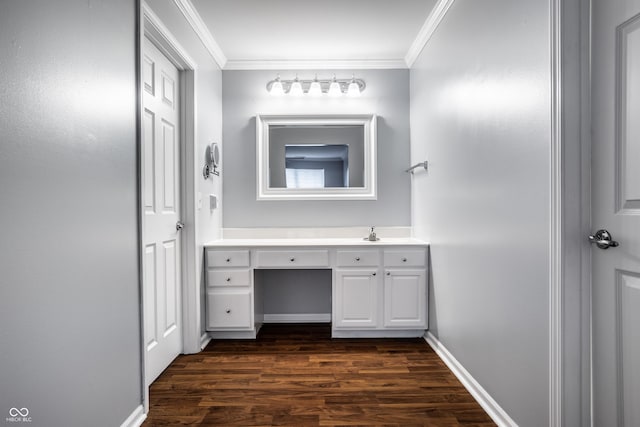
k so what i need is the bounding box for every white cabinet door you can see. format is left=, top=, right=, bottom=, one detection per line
left=383, top=269, right=426, bottom=328
left=334, top=269, right=379, bottom=328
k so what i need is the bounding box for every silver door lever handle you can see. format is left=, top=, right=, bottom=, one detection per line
left=589, top=229, right=619, bottom=249
left=176, top=221, right=185, bottom=231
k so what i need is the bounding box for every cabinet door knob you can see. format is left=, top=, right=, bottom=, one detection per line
left=402, top=257, right=407, bottom=262
left=372, top=272, right=376, bottom=276
left=290, top=257, right=295, bottom=262
left=226, top=277, right=231, bottom=282
left=226, top=258, right=231, bottom=262
left=355, top=257, right=361, bottom=261
left=225, top=309, right=231, bottom=314
left=386, top=272, right=391, bottom=276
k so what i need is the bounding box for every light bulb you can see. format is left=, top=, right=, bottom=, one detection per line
left=328, top=75, right=342, bottom=97
left=347, top=77, right=361, bottom=97
left=308, top=76, right=322, bottom=97
left=289, top=75, right=303, bottom=96
left=269, top=77, right=284, bottom=96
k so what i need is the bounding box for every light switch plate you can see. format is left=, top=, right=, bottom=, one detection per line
left=197, top=192, right=202, bottom=210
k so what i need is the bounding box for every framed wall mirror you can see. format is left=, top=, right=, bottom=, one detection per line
left=256, top=114, right=377, bottom=200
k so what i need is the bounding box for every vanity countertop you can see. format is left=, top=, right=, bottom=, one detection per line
left=204, top=237, right=428, bottom=247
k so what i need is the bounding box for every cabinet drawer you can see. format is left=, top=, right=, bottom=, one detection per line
left=206, top=291, right=252, bottom=329
left=207, top=270, right=251, bottom=288
left=255, top=250, right=329, bottom=268
left=336, top=250, right=380, bottom=267
left=383, top=249, right=427, bottom=267
left=207, top=250, right=250, bottom=268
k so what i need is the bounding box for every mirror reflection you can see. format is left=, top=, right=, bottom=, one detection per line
left=268, top=124, right=364, bottom=189
left=284, top=144, right=350, bottom=189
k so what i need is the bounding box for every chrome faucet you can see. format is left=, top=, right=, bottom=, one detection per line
left=368, top=226, right=377, bottom=241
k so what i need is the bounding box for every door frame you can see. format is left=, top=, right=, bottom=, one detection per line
left=137, top=2, right=199, bottom=411
left=553, top=0, right=593, bottom=425
left=130, top=0, right=594, bottom=424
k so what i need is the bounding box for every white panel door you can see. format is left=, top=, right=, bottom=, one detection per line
left=592, top=2, right=640, bottom=425
left=334, top=269, right=378, bottom=328
left=383, top=269, right=426, bottom=328
left=142, top=37, right=182, bottom=385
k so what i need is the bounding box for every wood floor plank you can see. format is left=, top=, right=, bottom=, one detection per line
left=143, top=324, right=496, bottom=426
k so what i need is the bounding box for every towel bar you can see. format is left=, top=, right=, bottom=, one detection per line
left=405, top=161, right=428, bottom=173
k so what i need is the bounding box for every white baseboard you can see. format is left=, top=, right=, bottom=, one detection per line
left=200, top=332, right=211, bottom=350
left=208, top=329, right=258, bottom=339
left=120, top=405, right=146, bottom=427
left=424, top=332, right=518, bottom=427
left=263, top=313, right=331, bottom=323
left=332, top=329, right=425, bottom=338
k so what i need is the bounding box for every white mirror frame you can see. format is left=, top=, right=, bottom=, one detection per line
left=256, top=114, right=377, bottom=201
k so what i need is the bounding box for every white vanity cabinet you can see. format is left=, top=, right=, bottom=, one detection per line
left=382, top=249, right=427, bottom=329
left=205, top=249, right=258, bottom=338
left=205, top=240, right=428, bottom=339
left=334, top=268, right=379, bottom=328
left=383, top=269, right=427, bottom=328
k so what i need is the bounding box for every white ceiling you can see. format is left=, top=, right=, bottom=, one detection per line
left=188, top=0, right=439, bottom=69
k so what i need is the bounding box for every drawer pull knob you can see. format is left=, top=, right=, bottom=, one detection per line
left=372, top=272, right=376, bottom=276
left=355, top=257, right=361, bottom=261
left=402, top=257, right=407, bottom=262
left=225, top=309, right=231, bottom=314
left=290, top=257, right=295, bottom=262
left=226, top=277, right=231, bottom=282
left=226, top=258, right=231, bottom=262
left=387, top=272, right=391, bottom=276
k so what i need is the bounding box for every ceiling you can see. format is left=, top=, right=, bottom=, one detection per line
left=187, top=0, right=439, bottom=69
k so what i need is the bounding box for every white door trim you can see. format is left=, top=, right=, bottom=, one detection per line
left=550, top=1, right=563, bottom=426
left=553, top=0, right=594, bottom=425
left=138, top=1, right=199, bottom=412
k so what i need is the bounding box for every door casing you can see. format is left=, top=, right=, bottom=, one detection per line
left=138, top=1, right=200, bottom=412
left=132, top=0, right=592, bottom=424
left=554, top=0, right=594, bottom=425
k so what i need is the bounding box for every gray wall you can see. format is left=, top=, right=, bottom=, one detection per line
left=0, top=1, right=141, bottom=426
left=410, top=1, right=550, bottom=425
left=144, top=0, right=224, bottom=347
left=222, top=69, right=411, bottom=227
left=260, top=270, right=332, bottom=316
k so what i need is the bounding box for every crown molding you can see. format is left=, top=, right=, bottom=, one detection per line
left=171, top=0, right=452, bottom=71
left=223, top=59, right=408, bottom=71
left=172, top=0, right=227, bottom=68
left=404, top=0, right=456, bottom=68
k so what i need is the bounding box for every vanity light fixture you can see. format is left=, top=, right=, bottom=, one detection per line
left=289, top=75, right=304, bottom=96
left=266, top=74, right=366, bottom=96
left=347, top=74, right=361, bottom=97
left=327, top=75, right=342, bottom=97
left=308, top=75, right=322, bottom=97
left=269, top=75, right=285, bottom=96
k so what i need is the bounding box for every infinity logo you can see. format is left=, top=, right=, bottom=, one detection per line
left=9, top=408, right=29, bottom=417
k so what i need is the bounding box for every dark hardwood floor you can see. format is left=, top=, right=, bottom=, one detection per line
left=143, top=324, right=496, bottom=426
